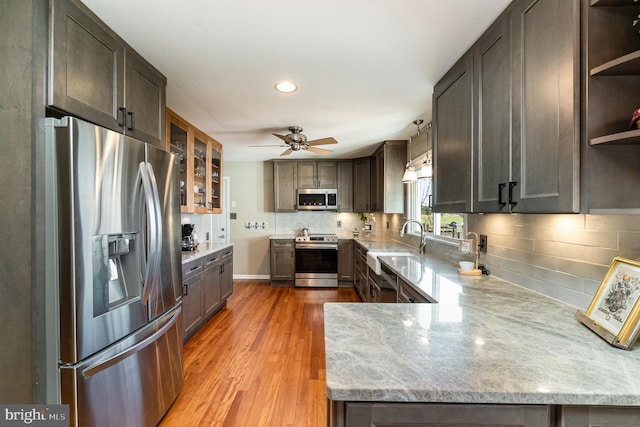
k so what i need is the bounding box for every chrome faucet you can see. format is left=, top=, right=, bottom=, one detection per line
left=399, top=220, right=427, bottom=254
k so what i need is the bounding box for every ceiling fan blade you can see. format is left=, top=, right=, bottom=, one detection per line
left=306, top=137, right=337, bottom=146
left=248, top=144, right=288, bottom=147
left=272, top=133, right=289, bottom=142
left=306, top=146, right=332, bottom=155
left=280, top=148, right=294, bottom=156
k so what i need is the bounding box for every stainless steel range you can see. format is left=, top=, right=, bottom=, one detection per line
left=294, top=234, right=339, bottom=287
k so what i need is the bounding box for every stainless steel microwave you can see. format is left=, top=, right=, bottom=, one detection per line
left=297, top=188, right=338, bottom=210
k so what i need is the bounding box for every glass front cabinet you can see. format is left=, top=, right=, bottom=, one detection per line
left=166, top=108, right=223, bottom=214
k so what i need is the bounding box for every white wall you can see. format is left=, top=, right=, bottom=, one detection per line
left=224, top=161, right=275, bottom=278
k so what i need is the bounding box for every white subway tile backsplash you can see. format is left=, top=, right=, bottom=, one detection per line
left=533, top=213, right=586, bottom=230
left=555, top=288, right=592, bottom=309
left=468, top=213, right=640, bottom=310
left=585, top=214, right=640, bottom=232
left=274, top=211, right=366, bottom=237
left=534, top=240, right=585, bottom=260
left=618, top=232, right=640, bottom=255
left=514, top=224, right=557, bottom=241
left=533, top=267, right=584, bottom=293
left=583, top=246, right=625, bottom=265
left=583, top=278, right=603, bottom=297
left=557, top=229, right=617, bottom=248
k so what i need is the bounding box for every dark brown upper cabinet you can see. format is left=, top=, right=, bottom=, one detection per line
left=434, top=0, right=580, bottom=214
left=49, top=0, right=166, bottom=147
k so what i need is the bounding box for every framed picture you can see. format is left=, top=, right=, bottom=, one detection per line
left=576, top=257, right=640, bottom=350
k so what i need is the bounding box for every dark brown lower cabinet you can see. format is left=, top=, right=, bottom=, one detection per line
left=219, top=250, right=234, bottom=301
left=329, top=402, right=640, bottom=427
left=182, top=266, right=204, bottom=338
left=270, top=239, right=295, bottom=285
left=353, top=244, right=368, bottom=301
left=333, top=402, right=554, bottom=427
left=338, top=239, right=354, bottom=284
left=182, top=247, right=233, bottom=341
left=397, top=277, right=431, bottom=303
left=561, top=406, right=640, bottom=427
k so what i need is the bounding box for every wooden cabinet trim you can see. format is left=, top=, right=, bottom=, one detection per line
left=166, top=108, right=223, bottom=214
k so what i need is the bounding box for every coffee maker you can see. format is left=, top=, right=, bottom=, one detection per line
left=182, top=223, right=196, bottom=251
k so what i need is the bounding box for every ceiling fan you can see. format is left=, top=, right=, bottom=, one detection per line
left=252, top=126, right=337, bottom=156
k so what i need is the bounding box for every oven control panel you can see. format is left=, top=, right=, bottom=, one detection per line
left=295, top=234, right=338, bottom=243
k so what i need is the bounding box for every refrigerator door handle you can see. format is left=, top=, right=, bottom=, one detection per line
left=145, top=161, right=164, bottom=301
left=81, top=309, right=181, bottom=379
left=138, top=162, right=161, bottom=305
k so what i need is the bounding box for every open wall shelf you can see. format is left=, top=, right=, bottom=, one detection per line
left=590, top=128, right=640, bottom=145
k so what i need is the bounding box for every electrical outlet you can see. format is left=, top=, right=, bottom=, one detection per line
left=479, top=235, right=488, bottom=253
left=337, top=220, right=342, bottom=228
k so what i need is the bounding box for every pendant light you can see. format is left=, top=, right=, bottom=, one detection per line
left=401, top=159, right=417, bottom=183
left=417, top=152, right=432, bottom=179
left=417, top=123, right=433, bottom=179
left=402, top=119, right=424, bottom=183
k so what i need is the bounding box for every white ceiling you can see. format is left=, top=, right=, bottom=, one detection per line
left=82, top=0, right=511, bottom=161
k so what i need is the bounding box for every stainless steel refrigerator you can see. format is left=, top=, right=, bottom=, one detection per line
left=44, top=117, right=184, bottom=427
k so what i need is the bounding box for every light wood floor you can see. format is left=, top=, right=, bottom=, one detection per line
left=159, top=280, right=360, bottom=427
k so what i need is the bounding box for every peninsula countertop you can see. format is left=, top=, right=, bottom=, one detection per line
left=324, top=254, right=640, bottom=407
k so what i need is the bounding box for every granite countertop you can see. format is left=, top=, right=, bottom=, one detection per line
left=269, top=234, right=297, bottom=240
left=324, top=254, right=640, bottom=406
left=181, top=242, right=233, bottom=264
left=353, top=237, right=416, bottom=252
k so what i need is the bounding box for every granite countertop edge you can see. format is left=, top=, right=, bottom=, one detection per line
left=181, top=242, right=234, bottom=264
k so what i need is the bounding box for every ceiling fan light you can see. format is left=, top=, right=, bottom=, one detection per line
left=275, top=81, right=298, bottom=93
left=402, top=161, right=417, bottom=183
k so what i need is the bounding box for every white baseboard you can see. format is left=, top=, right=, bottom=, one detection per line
left=233, top=274, right=270, bottom=280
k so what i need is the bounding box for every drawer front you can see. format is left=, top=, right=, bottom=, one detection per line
left=182, top=259, right=203, bottom=280
left=204, top=254, right=220, bottom=270
left=220, top=247, right=233, bottom=261
left=399, top=279, right=430, bottom=303
left=271, top=239, right=294, bottom=249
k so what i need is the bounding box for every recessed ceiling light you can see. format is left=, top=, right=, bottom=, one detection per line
left=275, top=81, right=298, bottom=93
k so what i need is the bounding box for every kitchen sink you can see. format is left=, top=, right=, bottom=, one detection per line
left=366, top=251, right=414, bottom=275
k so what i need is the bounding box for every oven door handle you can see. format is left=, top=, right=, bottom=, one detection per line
left=295, top=243, right=338, bottom=250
